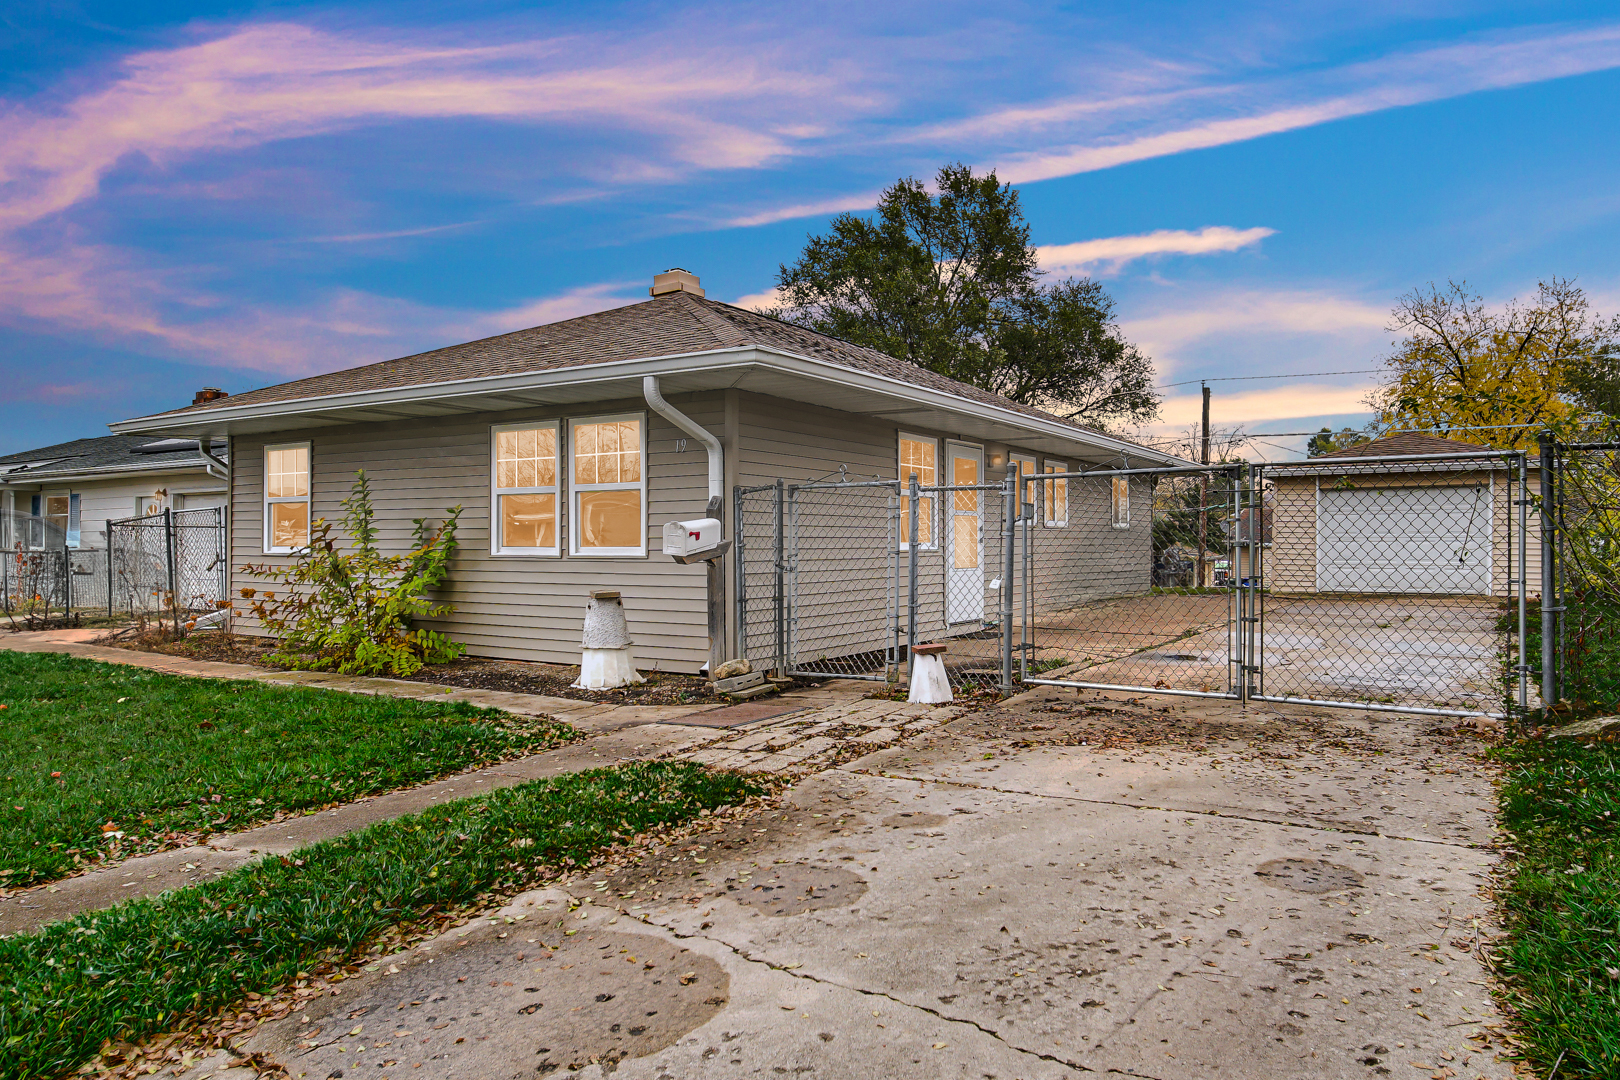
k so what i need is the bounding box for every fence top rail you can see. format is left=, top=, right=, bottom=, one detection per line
left=914, top=483, right=1010, bottom=494
left=789, top=479, right=900, bottom=493
left=1021, top=463, right=1244, bottom=484
left=1259, top=450, right=1525, bottom=471
left=735, top=483, right=779, bottom=496
left=1560, top=441, right=1620, bottom=453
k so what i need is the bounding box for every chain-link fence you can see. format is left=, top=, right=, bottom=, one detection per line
left=105, top=507, right=227, bottom=618
left=1253, top=451, right=1528, bottom=716
left=0, top=510, right=108, bottom=621
left=1542, top=438, right=1620, bottom=712
left=733, top=448, right=1534, bottom=716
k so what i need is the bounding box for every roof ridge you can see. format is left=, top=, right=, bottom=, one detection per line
left=676, top=293, right=752, bottom=348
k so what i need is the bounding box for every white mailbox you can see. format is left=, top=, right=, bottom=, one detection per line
left=663, top=517, right=724, bottom=561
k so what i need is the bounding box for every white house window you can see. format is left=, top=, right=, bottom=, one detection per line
left=1043, top=462, right=1068, bottom=527
left=492, top=422, right=560, bottom=555
left=1111, top=476, right=1130, bottom=528
left=898, top=434, right=936, bottom=549
left=264, top=443, right=310, bottom=552
left=33, top=493, right=79, bottom=548
left=570, top=414, right=646, bottom=555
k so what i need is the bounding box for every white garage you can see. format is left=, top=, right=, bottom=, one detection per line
left=1314, top=483, right=1493, bottom=595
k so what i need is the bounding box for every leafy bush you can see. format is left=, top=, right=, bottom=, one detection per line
left=240, top=471, right=463, bottom=676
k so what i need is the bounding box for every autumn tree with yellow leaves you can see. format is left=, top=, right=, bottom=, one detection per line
left=1366, top=278, right=1619, bottom=451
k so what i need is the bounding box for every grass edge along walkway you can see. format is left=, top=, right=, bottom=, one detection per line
left=0, top=651, right=580, bottom=887
left=1493, top=735, right=1620, bottom=1077
left=0, top=761, right=760, bottom=1080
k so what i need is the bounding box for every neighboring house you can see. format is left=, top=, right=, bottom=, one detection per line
left=110, top=269, right=1190, bottom=672
left=1266, top=432, right=1535, bottom=597
left=0, top=412, right=230, bottom=551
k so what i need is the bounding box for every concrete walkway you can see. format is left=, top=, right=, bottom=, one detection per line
left=0, top=630, right=948, bottom=937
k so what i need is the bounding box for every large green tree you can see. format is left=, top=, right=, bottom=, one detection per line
left=769, top=163, right=1159, bottom=427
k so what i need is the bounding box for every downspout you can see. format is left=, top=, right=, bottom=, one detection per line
left=643, top=376, right=722, bottom=514
left=643, top=376, right=728, bottom=676
left=198, top=440, right=229, bottom=484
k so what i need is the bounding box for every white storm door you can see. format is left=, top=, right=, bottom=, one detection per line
left=946, top=444, right=985, bottom=623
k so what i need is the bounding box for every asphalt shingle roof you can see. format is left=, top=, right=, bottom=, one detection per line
left=0, top=435, right=218, bottom=477
left=136, top=292, right=1125, bottom=441
left=1315, top=433, right=1486, bottom=459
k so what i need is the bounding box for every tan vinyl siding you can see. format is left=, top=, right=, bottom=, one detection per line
left=230, top=394, right=720, bottom=671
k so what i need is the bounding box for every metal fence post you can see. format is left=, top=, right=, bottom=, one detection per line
left=63, top=539, right=72, bottom=620
left=1538, top=433, right=1557, bottom=707
left=107, top=526, right=115, bottom=619
left=1001, top=463, right=1017, bottom=692
left=164, top=507, right=178, bottom=631
left=773, top=479, right=785, bottom=676
left=1517, top=452, right=1529, bottom=712
left=906, top=475, right=920, bottom=682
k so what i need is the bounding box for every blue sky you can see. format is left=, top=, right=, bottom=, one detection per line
left=4, top=1, right=1620, bottom=458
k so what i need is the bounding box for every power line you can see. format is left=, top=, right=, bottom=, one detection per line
left=1157, top=368, right=1383, bottom=390
left=1241, top=421, right=1545, bottom=437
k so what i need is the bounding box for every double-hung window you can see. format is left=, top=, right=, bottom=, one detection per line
left=1043, top=462, right=1068, bottom=527
left=898, top=434, right=937, bottom=549
left=570, top=414, right=646, bottom=556
left=1111, top=476, right=1131, bottom=528
left=264, top=443, right=311, bottom=552
left=492, top=421, right=560, bottom=555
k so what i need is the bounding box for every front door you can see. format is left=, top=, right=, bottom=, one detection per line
left=946, top=443, right=984, bottom=624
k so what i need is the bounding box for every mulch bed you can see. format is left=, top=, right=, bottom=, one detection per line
left=98, top=631, right=788, bottom=706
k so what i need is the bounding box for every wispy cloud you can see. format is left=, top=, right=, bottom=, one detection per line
left=1037, top=226, right=1274, bottom=276
left=731, top=286, right=787, bottom=311
left=1122, top=287, right=1388, bottom=364
left=726, top=191, right=885, bottom=229
left=1156, top=383, right=1375, bottom=429
left=997, top=22, right=1620, bottom=184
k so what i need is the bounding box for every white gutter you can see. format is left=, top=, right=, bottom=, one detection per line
left=643, top=375, right=723, bottom=509
left=198, top=444, right=229, bottom=483
left=0, top=461, right=224, bottom=486
left=112, top=345, right=1190, bottom=469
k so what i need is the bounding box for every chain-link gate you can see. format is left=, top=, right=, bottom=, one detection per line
left=0, top=510, right=109, bottom=621
left=1015, top=463, right=1250, bottom=701
left=1252, top=451, right=1528, bottom=717
left=106, top=507, right=228, bottom=618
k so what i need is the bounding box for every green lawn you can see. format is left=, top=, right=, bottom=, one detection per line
left=0, top=652, right=577, bottom=886
left=0, top=761, right=758, bottom=1080
left=1494, top=736, right=1620, bottom=1076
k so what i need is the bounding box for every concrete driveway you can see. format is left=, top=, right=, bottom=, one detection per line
left=222, top=689, right=1510, bottom=1080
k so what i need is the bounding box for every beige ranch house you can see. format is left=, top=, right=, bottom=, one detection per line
left=112, top=270, right=1185, bottom=673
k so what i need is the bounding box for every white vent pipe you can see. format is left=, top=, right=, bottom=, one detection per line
left=643, top=376, right=722, bottom=507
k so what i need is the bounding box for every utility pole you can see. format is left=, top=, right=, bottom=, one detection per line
left=1197, top=383, right=1211, bottom=588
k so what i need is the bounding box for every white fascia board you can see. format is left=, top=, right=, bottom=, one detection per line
left=0, top=461, right=222, bottom=486
left=111, top=344, right=1192, bottom=468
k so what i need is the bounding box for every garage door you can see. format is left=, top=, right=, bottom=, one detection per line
left=1316, top=484, right=1491, bottom=594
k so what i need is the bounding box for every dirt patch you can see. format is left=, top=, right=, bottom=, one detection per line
left=723, top=863, right=868, bottom=915
left=1254, top=858, right=1366, bottom=894
left=255, top=923, right=727, bottom=1080
left=940, top=690, right=1385, bottom=758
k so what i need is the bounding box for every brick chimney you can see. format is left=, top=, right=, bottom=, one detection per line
left=649, top=268, right=704, bottom=297
left=192, top=387, right=229, bottom=406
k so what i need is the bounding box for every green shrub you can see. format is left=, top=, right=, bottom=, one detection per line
left=240, top=471, right=462, bottom=676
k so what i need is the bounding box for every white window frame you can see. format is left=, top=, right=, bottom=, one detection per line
left=490, top=420, right=562, bottom=557
left=568, top=412, right=648, bottom=557
left=1042, top=461, right=1068, bottom=527
left=263, top=441, right=311, bottom=554
left=1111, top=475, right=1131, bottom=529
left=898, top=432, right=939, bottom=551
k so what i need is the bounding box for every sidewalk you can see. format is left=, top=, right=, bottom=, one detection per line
left=0, top=630, right=949, bottom=935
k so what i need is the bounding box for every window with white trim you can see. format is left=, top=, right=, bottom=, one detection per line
left=898, top=434, right=937, bottom=549
left=570, top=414, right=646, bottom=556
left=1111, top=476, right=1130, bottom=528
left=264, top=443, right=310, bottom=552
left=1043, top=462, right=1068, bottom=527
left=492, top=421, right=560, bottom=555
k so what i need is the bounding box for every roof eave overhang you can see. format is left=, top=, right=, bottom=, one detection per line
left=110, top=346, right=1191, bottom=468
left=0, top=461, right=223, bottom=486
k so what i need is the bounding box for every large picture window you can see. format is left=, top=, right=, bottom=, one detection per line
left=570, top=414, right=646, bottom=556
left=1043, top=462, right=1068, bottom=527
left=898, top=434, right=936, bottom=549
left=492, top=421, right=560, bottom=555
left=264, top=443, right=310, bottom=553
